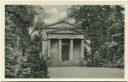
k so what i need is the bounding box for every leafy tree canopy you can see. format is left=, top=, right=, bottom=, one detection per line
left=67, top=5, right=124, bottom=67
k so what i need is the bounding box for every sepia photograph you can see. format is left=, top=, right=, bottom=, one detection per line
left=5, top=5, right=124, bottom=78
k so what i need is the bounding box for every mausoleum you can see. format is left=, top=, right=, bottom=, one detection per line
left=42, top=21, right=84, bottom=66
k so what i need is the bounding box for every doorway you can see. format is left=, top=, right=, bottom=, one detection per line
left=62, top=39, right=70, bottom=61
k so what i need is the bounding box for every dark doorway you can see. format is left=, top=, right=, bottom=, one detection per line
left=62, top=39, right=70, bottom=61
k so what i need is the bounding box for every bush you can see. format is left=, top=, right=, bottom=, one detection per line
left=85, top=42, right=124, bottom=68
left=17, top=48, right=49, bottom=78
left=5, top=46, right=18, bottom=78
left=85, top=58, right=103, bottom=67
left=5, top=46, right=49, bottom=78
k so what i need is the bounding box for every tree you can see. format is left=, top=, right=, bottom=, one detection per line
left=5, top=5, right=49, bottom=78
left=5, top=5, right=36, bottom=56
left=67, top=5, right=124, bottom=67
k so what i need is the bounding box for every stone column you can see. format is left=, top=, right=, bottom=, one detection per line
left=48, top=40, right=50, bottom=57
left=59, top=39, right=62, bottom=61
left=81, top=39, right=84, bottom=60
left=70, top=39, right=73, bottom=60
left=42, top=40, right=47, bottom=60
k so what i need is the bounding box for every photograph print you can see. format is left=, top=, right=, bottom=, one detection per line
left=5, top=5, right=124, bottom=78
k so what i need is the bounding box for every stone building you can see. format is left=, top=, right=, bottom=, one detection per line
left=42, top=21, right=84, bottom=66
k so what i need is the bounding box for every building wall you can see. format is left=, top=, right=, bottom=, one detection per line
left=41, top=22, right=84, bottom=67
left=73, top=39, right=81, bottom=65
left=50, top=39, right=60, bottom=66
left=49, top=39, right=82, bottom=67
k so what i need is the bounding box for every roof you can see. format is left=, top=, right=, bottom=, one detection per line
left=47, top=28, right=84, bottom=35
left=43, top=20, right=82, bottom=29
left=43, top=20, right=84, bottom=35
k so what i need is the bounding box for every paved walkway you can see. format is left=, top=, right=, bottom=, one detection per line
left=48, top=67, right=124, bottom=78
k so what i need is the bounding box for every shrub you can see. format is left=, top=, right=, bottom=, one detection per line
left=5, top=46, right=18, bottom=78
left=17, top=48, right=48, bottom=78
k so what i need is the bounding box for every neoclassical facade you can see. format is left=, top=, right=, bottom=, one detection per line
left=42, top=21, right=84, bottom=66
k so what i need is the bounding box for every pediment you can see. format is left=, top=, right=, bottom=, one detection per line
left=44, top=21, right=81, bottom=29
left=47, top=29, right=84, bottom=35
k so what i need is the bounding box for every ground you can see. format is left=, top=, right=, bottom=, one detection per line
left=48, top=67, right=124, bottom=78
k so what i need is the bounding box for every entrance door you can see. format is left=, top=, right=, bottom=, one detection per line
left=62, top=45, right=69, bottom=61
left=62, top=39, right=70, bottom=61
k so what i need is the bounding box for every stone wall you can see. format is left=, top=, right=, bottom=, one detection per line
left=50, top=39, right=60, bottom=66
left=73, top=39, right=81, bottom=65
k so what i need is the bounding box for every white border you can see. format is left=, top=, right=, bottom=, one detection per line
left=0, top=0, right=127, bottom=81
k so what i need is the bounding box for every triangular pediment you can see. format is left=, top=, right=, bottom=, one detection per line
left=44, top=21, right=81, bottom=29
left=47, top=28, right=83, bottom=34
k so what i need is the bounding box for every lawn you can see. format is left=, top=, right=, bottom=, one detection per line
left=48, top=67, right=124, bottom=78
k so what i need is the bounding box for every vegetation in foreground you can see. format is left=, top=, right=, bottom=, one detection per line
left=5, top=5, right=48, bottom=78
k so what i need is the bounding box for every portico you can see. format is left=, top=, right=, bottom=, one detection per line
left=42, top=21, right=84, bottom=66
left=47, top=36, right=84, bottom=62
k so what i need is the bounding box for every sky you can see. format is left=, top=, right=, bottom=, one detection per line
left=41, top=5, right=71, bottom=24
left=30, top=5, right=71, bottom=36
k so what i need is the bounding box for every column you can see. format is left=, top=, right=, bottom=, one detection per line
left=70, top=39, right=73, bottom=60
left=48, top=40, right=50, bottom=57
left=42, top=40, right=47, bottom=60
left=59, top=39, right=62, bottom=61
left=81, top=39, right=84, bottom=60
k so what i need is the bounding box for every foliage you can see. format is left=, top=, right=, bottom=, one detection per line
left=5, top=46, right=18, bottom=78
left=5, top=5, right=37, bottom=56
left=5, top=5, right=48, bottom=78
left=68, top=5, right=124, bottom=68
left=17, top=48, right=48, bottom=78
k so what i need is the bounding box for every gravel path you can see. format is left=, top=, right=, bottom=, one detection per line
left=48, top=67, right=124, bottom=78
